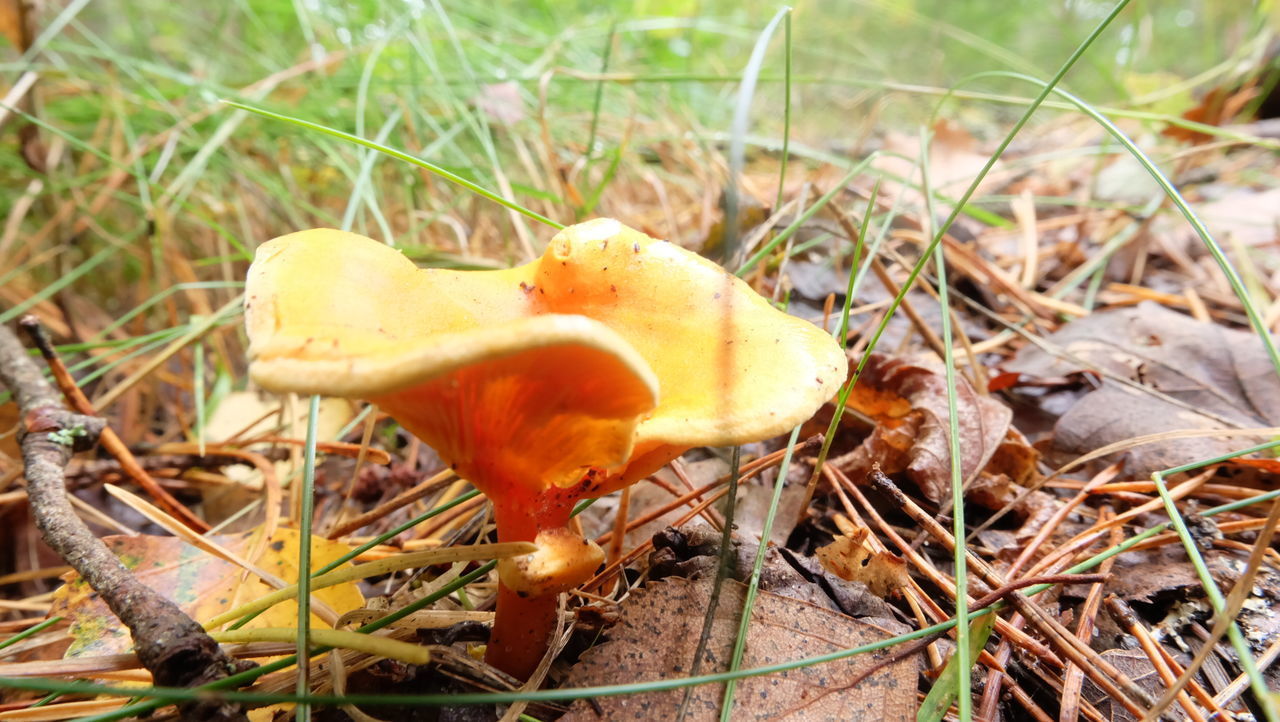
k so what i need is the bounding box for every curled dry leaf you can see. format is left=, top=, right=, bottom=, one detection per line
left=833, top=354, right=1029, bottom=503
left=815, top=525, right=909, bottom=598
left=1003, top=302, right=1280, bottom=475
left=559, top=577, right=920, bottom=721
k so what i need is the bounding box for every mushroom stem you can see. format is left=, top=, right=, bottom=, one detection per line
left=488, top=580, right=561, bottom=680
left=484, top=493, right=579, bottom=679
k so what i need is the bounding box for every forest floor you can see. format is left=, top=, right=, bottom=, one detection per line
left=1, top=2, right=1279, bottom=721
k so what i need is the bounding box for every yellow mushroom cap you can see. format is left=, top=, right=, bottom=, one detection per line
left=532, top=218, right=848, bottom=489
left=245, top=222, right=846, bottom=682
left=245, top=228, right=658, bottom=493
left=244, top=221, right=847, bottom=495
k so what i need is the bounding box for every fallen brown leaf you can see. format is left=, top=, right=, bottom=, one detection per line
left=1080, top=649, right=1164, bottom=722
left=1163, top=83, right=1258, bottom=144
left=1003, top=302, right=1280, bottom=475
left=559, top=577, right=919, bottom=721
left=834, top=354, right=1017, bottom=502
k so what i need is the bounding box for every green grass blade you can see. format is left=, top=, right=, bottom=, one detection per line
left=0, top=244, right=117, bottom=325
left=838, top=0, right=1132, bottom=468
left=0, top=617, right=62, bottom=652
left=722, top=6, right=791, bottom=267
left=295, top=394, right=321, bottom=721
left=341, top=110, right=403, bottom=242
left=720, top=425, right=802, bottom=720
left=193, top=336, right=205, bottom=456
left=18, top=614, right=959, bottom=715
left=735, top=162, right=868, bottom=276
left=222, top=100, right=564, bottom=230
left=81, top=561, right=500, bottom=721
left=774, top=12, right=792, bottom=213
left=972, top=71, right=1280, bottom=382
left=676, top=445, right=743, bottom=721
left=584, top=19, right=617, bottom=170
left=918, top=610, right=996, bottom=722
left=929, top=168, right=972, bottom=721
left=26, top=437, right=1280, bottom=720
left=1151, top=471, right=1276, bottom=722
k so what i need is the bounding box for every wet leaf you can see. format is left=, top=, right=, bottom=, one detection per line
left=559, top=577, right=919, bottom=721
left=1003, top=302, right=1280, bottom=475
left=48, top=526, right=364, bottom=657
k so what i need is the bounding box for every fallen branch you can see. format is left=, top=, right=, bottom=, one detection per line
left=0, top=317, right=249, bottom=721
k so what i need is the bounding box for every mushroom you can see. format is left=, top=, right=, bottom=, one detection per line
left=245, top=219, right=846, bottom=679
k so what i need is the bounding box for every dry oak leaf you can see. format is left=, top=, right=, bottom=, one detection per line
left=834, top=353, right=1016, bottom=502
left=1002, top=302, right=1280, bottom=476
left=48, top=526, right=363, bottom=657
left=559, top=577, right=919, bottom=721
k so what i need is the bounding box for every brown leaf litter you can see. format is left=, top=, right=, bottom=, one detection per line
left=1002, top=301, right=1280, bottom=475
left=815, top=524, right=910, bottom=599
left=558, top=577, right=919, bottom=721
left=831, top=353, right=1039, bottom=504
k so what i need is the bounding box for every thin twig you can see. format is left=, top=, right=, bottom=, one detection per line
left=325, top=467, right=455, bottom=539
left=1059, top=506, right=1122, bottom=722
